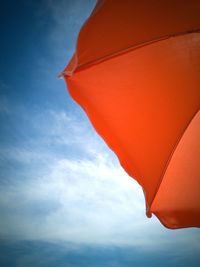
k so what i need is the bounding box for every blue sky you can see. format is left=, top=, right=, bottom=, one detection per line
left=0, top=0, right=200, bottom=266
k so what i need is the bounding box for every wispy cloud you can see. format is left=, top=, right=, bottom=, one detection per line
left=0, top=101, right=145, bottom=245
left=0, top=100, right=199, bottom=252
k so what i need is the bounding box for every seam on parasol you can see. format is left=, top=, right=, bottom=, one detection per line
left=148, top=108, right=200, bottom=217
left=63, top=29, right=200, bottom=76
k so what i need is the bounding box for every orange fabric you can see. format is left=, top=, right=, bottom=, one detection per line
left=63, top=0, right=200, bottom=229
left=151, top=111, right=200, bottom=228
left=65, top=0, right=200, bottom=73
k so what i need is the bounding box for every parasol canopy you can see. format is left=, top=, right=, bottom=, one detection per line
left=62, top=0, right=200, bottom=229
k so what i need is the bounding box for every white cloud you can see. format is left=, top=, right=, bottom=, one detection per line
left=0, top=106, right=199, bottom=251
left=0, top=107, right=145, bottom=244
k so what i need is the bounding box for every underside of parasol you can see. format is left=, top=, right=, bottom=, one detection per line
left=63, top=0, right=200, bottom=229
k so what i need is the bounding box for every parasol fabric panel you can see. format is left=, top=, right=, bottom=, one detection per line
left=63, top=0, right=200, bottom=229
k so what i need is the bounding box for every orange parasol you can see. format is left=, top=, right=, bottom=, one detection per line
left=62, top=0, right=200, bottom=229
